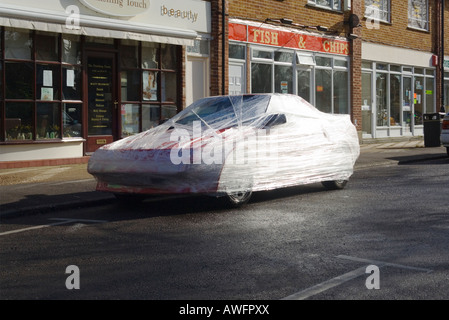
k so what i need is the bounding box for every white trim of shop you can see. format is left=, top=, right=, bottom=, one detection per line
left=362, top=42, right=433, bottom=68
left=0, top=141, right=84, bottom=162
left=0, top=0, right=212, bottom=46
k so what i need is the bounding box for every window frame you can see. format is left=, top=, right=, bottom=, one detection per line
left=364, top=0, right=391, bottom=24
left=308, top=0, right=342, bottom=11
left=408, top=0, right=429, bottom=31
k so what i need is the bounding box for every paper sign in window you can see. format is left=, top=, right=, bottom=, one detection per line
left=43, top=70, right=53, bottom=87
left=66, top=69, right=75, bottom=87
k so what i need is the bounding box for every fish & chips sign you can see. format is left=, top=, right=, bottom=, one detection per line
left=229, top=22, right=349, bottom=56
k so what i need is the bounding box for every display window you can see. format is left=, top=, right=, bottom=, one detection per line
left=119, top=41, right=180, bottom=138
left=247, top=44, right=350, bottom=115
left=0, top=27, right=181, bottom=143
left=361, top=61, right=436, bottom=137
left=1, top=27, right=82, bottom=142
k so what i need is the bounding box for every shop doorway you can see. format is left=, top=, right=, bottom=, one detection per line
left=85, top=53, right=119, bottom=153
left=229, top=62, right=246, bottom=95
left=402, top=76, right=413, bottom=135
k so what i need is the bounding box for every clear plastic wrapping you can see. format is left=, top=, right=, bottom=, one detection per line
left=88, top=94, right=360, bottom=197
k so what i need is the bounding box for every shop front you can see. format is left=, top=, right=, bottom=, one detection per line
left=361, top=42, right=437, bottom=139
left=0, top=0, right=211, bottom=164
left=228, top=19, right=351, bottom=117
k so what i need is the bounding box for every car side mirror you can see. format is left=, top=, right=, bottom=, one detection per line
left=263, top=114, right=287, bottom=128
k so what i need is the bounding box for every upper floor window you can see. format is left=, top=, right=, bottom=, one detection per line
left=308, top=0, right=341, bottom=11
left=408, top=0, right=429, bottom=31
left=365, top=0, right=391, bottom=23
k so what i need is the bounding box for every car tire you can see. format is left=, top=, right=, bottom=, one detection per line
left=446, top=147, right=449, bottom=157
left=321, top=180, right=348, bottom=190
left=225, top=189, right=253, bottom=207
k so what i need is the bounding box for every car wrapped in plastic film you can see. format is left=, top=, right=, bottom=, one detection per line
left=88, top=94, right=360, bottom=206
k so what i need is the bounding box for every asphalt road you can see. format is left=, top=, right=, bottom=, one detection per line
left=0, top=157, right=448, bottom=303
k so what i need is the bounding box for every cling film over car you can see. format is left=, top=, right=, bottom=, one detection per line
left=88, top=94, right=360, bottom=206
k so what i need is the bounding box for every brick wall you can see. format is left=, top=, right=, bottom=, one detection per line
left=227, top=0, right=350, bottom=37
left=361, top=0, right=435, bottom=53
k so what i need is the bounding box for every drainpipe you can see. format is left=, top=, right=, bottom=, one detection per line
left=441, top=0, right=445, bottom=113
left=222, top=0, right=226, bottom=95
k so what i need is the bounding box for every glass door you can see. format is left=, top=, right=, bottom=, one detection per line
left=86, top=53, right=118, bottom=153
left=402, top=76, right=413, bottom=134
left=414, top=76, right=424, bottom=126
left=361, top=72, right=373, bottom=136
left=297, top=68, right=312, bottom=104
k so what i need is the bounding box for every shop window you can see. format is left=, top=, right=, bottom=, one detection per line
left=119, top=41, right=180, bottom=138
left=251, top=63, right=272, bottom=93
left=315, top=56, right=332, bottom=67
left=376, top=63, right=388, bottom=71
left=414, top=76, right=424, bottom=125
left=63, top=104, right=82, bottom=138
left=37, top=64, right=60, bottom=101
left=5, top=62, right=34, bottom=99
left=121, top=70, right=141, bottom=102
left=143, top=71, right=159, bottom=101
left=253, top=49, right=272, bottom=60
left=362, top=61, right=372, bottom=70
left=229, top=44, right=246, bottom=60
left=390, top=74, right=401, bottom=126
left=444, top=73, right=449, bottom=112
left=333, top=71, right=348, bottom=114
left=275, top=65, right=293, bottom=94
left=334, top=59, right=348, bottom=68
left=142, top=105, right=160, bottom=131
left=162, top=72, right=177, bottom=102
left=408, top=0, right=429, bottom=31
left=37, top=103, right=61, bottom=139
left=161, top=105, right=178, bottom=121
left=63, top=66, right=82, bottom=101
left=376, top=73, right=388, bottom=126
left=275, top=52, right=294, bottom=63
left=121, top=104, right=140, bottom=137
left=390, top=65, right=401, bottom=72
left=425, top=77, right=434, bottom=114
left=1, top=29, right=85, bottom=143
left=161, top=44, right=177, bottom=70
left=62, top=35, right=81, bottom=65
left=4, top=29, right=32, bottom=60
left=142, top=43, right=159, bottom=69
left=121, top=42, right=139, bottom=68
left=297, top=69, right=311, bottom=103
left=35, top=32, right=59, bottom=62
left=5, top=102, right=33, bottom=140
left=187, top=40, right=210, bottom=56
left=315, top=69, right=332, bottom=114
left=362, top=72, right=373, bottom=135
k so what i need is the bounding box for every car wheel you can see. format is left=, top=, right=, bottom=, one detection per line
left=225, top=189, right=253, bottom=207
left=321, top=180, right=348, bottom=190
left=446, top=147, right=449, bottom=157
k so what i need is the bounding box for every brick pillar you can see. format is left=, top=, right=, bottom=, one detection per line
left=210, top=0, right=228, bottom=96
left=350, top=0, right=363, bottom=140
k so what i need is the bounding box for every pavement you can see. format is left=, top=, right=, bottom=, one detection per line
left=0, top=138, right=447, bottom=219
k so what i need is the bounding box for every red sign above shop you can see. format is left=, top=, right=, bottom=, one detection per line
left=229, top=22, right=350, bottom=56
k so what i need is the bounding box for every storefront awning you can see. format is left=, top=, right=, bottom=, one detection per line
left=0, top=3, right=197, bottom=46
